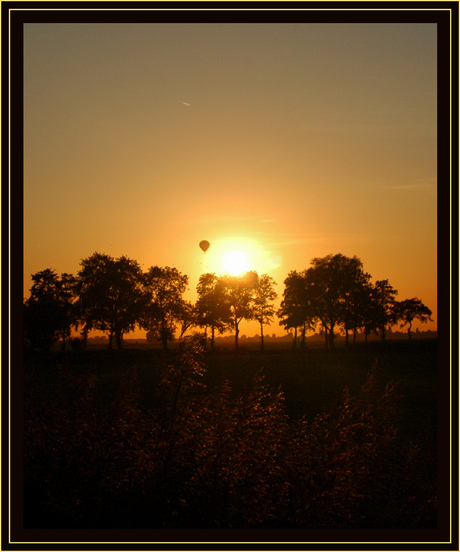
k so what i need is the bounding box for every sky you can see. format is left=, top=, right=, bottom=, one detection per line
left=23, top=22, right=438, bottom=337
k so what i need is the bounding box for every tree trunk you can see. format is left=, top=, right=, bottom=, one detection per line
left=234, top=319, right=239, bottom=349
left=81, top=327, right=88, bottom=347
left=260, top=322, right=265, bottom=351
left=202, top=327, right=208, bottom=351
left=293, top=326, right=297, bottom=349
left=329, top=324, right=335, bottom=349
left=300, top=323, right=306, bottom=349
left=116, top=330, right=123, bottom=349
left=161, top=319, right=169, bottom=352
left=408, top=321, right=412, bottom=339
left=211, top=325, right=215, bottom=351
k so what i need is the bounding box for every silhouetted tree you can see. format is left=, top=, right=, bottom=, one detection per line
left=178, top=301, right=196, bottom=340
left=278, top=271, right=316, bottom=348
left=356, top=283, right=381, bottom=343
left=141, top=266, right=188, bottom=351
left=24, top=269, right=77, bottom=351
left=253, top=273, right=278, bottom=351
left=76, top=253, right=146, bottom=349
left=57, top=272, right=78, bottom=349
left=304, top=254, right=369, bottom=348
left=372, top=279, right=398, bottom=341
left=394, top=298, right=433, bottom=339
left=336, top=263, right=372, bottom=346
left=195, top=273, right=229, bottom=350
left=217, top=271, right=257, bottom=349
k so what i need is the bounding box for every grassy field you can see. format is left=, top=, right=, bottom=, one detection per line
left=23, top=338, right=439, bottom=530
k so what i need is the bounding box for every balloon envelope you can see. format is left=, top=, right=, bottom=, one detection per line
left=199, top=240, right=210, bottom=253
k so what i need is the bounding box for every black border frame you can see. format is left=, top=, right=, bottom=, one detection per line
left=3, top=2, right=458, bottom=550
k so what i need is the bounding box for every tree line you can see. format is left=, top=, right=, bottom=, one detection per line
left=23, top=252, right=433, bottom=352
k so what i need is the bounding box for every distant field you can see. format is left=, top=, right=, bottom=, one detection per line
left=27, top=339, right=439, bottom=447
left=52, top=337, right=437, bottom=420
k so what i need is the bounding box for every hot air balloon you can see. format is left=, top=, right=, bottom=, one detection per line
left=199, top=240, right=210, bottom=253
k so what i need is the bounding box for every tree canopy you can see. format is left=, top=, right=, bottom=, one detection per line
left=216, top=271, right=258, bottom=349
left=24, top=269, right=77, bottom=351
left=195, top=273, right=229, bottom=350
left=142, top=266, right=189, bottom=351
left=394, top=298, right=433, bottom=339
left=76, top=253, right=146, bottom=349
left=252, top=273, right=278, bottom=350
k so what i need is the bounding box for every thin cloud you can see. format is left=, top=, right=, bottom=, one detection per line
left=195, top=214, right=262, bottom=224
left=381, top=182, right=435, bottom=191
left=270, top=232, right=397, bottom=247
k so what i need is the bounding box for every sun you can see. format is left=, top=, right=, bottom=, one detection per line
left=223, top=251, right=250, bottom=276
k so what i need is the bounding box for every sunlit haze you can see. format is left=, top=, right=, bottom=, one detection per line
left=23, top=20, right=438, bottom=338
left=223, top=252, right=250, bottom=276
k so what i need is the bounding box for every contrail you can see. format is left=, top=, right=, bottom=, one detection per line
left=179, top=101, right=191, bottom=106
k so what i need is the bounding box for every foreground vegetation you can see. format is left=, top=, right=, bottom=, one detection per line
left=24, top=338, right=437, bottom=529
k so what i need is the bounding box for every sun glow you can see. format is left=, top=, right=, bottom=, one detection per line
left=223, top=251, right=250, bottom=276
left=208, top=236, right=274, bottom=277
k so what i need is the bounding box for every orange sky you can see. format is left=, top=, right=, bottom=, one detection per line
left=23, top=20, right=439, bottom=337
